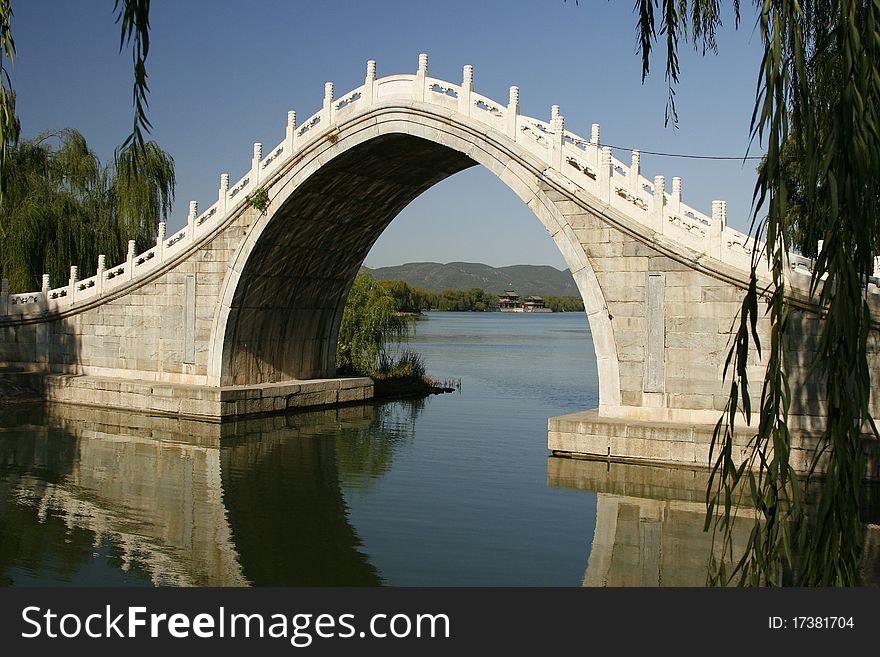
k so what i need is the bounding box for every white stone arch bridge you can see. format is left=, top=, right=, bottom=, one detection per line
left=2, top=55, right=878, bottom=472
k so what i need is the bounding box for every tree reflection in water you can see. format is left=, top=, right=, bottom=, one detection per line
left=221, top=400, right=425, bottom=586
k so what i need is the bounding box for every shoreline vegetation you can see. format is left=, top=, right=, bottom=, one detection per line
left=371, top=350, right=461, bottom=400
left=336, top=273, right=465, bottom=402
left=337, top=272, right=581, bottom=403
left=377, top=278, right=585, bottom=314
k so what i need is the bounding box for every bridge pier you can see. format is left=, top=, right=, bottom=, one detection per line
left=1, top=371, right=372, bottom=420
left=547, top=408, right=878, bottom=480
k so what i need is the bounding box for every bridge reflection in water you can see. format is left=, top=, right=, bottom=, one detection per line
left=548, top=456, right=880, bottom=586
left=0, top=402, right=405, bottom=586
left=2, top=401, right=877, bottom=585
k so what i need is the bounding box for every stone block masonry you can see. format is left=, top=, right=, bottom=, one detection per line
left=2, top=372, right=373, bottom=420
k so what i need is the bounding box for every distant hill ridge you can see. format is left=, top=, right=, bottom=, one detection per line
left=362, top=262, right=579, bottom=298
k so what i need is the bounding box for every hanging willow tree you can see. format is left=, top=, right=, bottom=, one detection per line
left=0, top=0, right=17, bottom=203
left=0, top=1, right=165, bottom=293
left=626, top=0, right=880, bottom=585
left=336, top=272, right=411, bottom=376
left=0, top=0, right=152, bottom=201
left=0, top=129, right=174, bottom=292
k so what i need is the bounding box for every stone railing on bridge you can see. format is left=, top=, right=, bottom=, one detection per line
left=1, top=53, right=867, bottom=319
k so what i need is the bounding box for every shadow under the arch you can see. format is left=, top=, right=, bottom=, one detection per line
left=220, top=133, right=479, bottom=385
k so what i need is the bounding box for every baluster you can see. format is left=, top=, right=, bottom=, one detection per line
left=251, top=142, right=262, bottom=186
left=459, top=64, right=473, bottom=116
left=68, top=266, right=78, bottom=303
left=550, top=106, right=565, bottom=171
left=671, top=177, right=682, bottom=217
left=652, top=176, right=665, bottom=233
left=414, top=53, right=428, bottom=101
left=599, top=146, right=613, bottom=203
left=219, top=173, right=229, bottom=214
left=590, top=124, right=601, bottom=172
left=42, top=274, right=51, bottom=309
left=157, top=222, right=166, bottom=261
left=711, top=200, right=725, bottom=258
left=323, top=82, right=334, bottom=124
left=187, top=200, right=198, bottom=244
left=630, top=150, right=641, bottom=195
left=507, top=86, right=519, bottom=139
left=97, top=255, right=106, bottom=294
left=364, top=60, right=377, bottom=104
left=285, top=110, right=297, bottom=155
left=126, top=240, right=136, bottom=281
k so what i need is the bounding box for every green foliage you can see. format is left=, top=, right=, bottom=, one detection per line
left=769, top=95, right=880, bottom=259
left=378, top=279, right=433, bottom=313
left=542, top=295, right=585, bottom=312
left=378, top=278, right=584, bottom=313
left=0, top=129, right=175, bottom=292
left=0, top=0, right=17, bottom=202
left=114, top=139, right=175, bottom=251
left=0, top=1, right=160, bottom=288
left=431, top=287, right=498, bottom=312
left=336, top=272, right=411, bottom=376
left=375, top=349, right=427, bottom=380
left=114, top=0, right=152, bottom=151
left=334, top=400, right=425, bottom=486
left=632, top=0, right=726, bottom=126
left=634, top=0, right=880, bottom=586
left=768, top=127, right=820, bottom=256
left=0, top=1, right=155, bottom=201
left=246, top=186, right=270, bottom=215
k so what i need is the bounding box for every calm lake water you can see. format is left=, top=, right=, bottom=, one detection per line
left=2, top=312, right=874, bottom=586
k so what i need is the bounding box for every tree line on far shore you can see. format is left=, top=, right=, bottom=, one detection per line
left=377, top=278, right=584, bottom=313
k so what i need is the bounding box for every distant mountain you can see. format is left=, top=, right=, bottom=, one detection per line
left=362, top=262, right=579, bottom=298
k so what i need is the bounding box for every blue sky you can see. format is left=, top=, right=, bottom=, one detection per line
left=10, top=1, right=765, bottom=269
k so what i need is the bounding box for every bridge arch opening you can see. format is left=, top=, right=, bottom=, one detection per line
left=211, top=119, right=620, bottom=408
